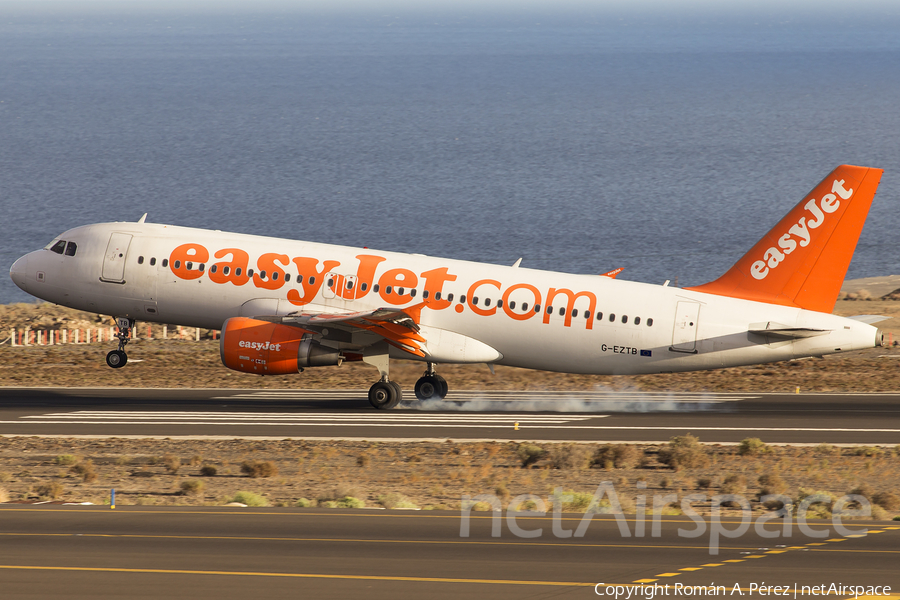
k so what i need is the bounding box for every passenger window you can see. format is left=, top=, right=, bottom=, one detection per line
left=385, top=286, right=393, bottom=294
left=423, top=290, right=429, bottom=299
left=150, top=258, right=156, bottom=266
left=609, top=314, right=615, bottom=322
left=521, top=303, right=528, bottom=311
left=485, top=298, right=491, bottom=306
left=259, top=270, right=266, bottom=279
left=534, top=304, right=540, bottom=312
left=309, top=276, right=316, bottom=285
left=360, top=282, right=367, bottom=291
left=622, top=315, right=628, bottom=324
left=223, top=266, right=230, bottom=275
left=372, top=284, right=379, bottom=292
left=398, top=287, right=405, bottom=295
left=558, top=307, right=564, bottom=316
left=247, top=269, right=254, bottom=277
left=346, top=279, right=353, bottom=289
left=585, top=311, right=592, bottom=319
left=65, top=242, right=77, bottom=256
left=497, top=299, right=503, bottom=308
left=473, top=297, right=479, bottom=305
left=434, top=292, right=441, bottom=300
left=49, top=240, right=66, bottom=254
left=285, top=273, right=291, bottom=282
left=327, top=277, right=333, bottom=288
left=596, top=312, right=603, bottom=320
left=236, top=268, right=242, bottom=277
left=186, top=262, right=193, bottom=270
left=272, top=272, right=279, bottom=281
left=647, top=318, right=654, bottom=327
left=460, top=295, right=466, bottom=303
left=210, top=265, right=217, bottom=274
left=174, top=260, right=181, bottom=269
left=634, top=316, right=641, bottom=325
left=162, top=259, right=169, bottom=268
left=199, top=263, right=205, bottom=272
left=572, top=309, right=578, bottom=317
left=138, top=256, right=144, bottom=265
left=546, top=306, right=553, bottom=314
left=447, top=293, right=454, bottom=302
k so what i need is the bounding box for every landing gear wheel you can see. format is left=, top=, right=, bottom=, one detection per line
left=369, top=381, right=401, bottom=410
left=415, top=375, right=448, bottom=401
left=434, top=374, right=448, bottom=398
left=106, top=350, right=127, bottom=369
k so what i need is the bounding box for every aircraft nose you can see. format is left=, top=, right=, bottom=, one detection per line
left=9, top=255, right=29, bottom=292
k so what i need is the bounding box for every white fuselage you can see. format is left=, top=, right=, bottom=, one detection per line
left=10, top=221, right=879, bottom=375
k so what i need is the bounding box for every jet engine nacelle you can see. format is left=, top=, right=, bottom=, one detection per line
left=219, top=317, right=342, bottom=375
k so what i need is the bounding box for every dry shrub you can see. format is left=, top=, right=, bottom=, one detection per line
left=854, top=446, right=883, bottom=457
left=758, top=473, right=788, bottom=496
left=333, top=484, right=364, bottom=500
left=241, top=461, right=278, bottom=478
left=872, top=491, right=900, bottom=510
left=35, top=482, right=65, bottom=499
left=356, top=454, right=371, bottom=468
left=180, top=480, right=205, bottom=496
left=658, top=434, right=709, bottom=471
left=721, top=474, right=747, bottom=495
left=738, top=438, right=770, bottom=456
left=494, top=484, right=510, bottom=501
left=199, top=465, right=218, bottom=477
left=378, top=492, right=417, bottom=509
left=516, top=444, right=546, bottom=468
left=163, top=454, right=181, bottom=474
left=549, top=444, right=592, bottom=470
left=850, top=483, right=874, bottom=500
left=55, top=454, right=78, bottom=466
left=696, top=477, right=713, bottom=489
left=70, top=460, right=97, bottom=483
left=594, top=445, right=640, bottom=469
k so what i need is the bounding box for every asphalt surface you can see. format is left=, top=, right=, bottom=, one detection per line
left=0, top=505, right=897, bottom=599
left=1, top=388, right=900, bottom=444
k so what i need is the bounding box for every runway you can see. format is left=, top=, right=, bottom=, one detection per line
left=0, top=505, right=897, bottom=599
left=1, top=387, right=900, bottom=444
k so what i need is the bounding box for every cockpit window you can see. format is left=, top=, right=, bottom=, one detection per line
left=49, top=240, right=67, bottom=254
left=64, top=242, right=77, bottom=256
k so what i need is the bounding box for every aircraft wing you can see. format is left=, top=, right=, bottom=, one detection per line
left=252, top=303, right=428, bottom=357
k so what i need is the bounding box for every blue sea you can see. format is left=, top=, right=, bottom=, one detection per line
left=2, top=9, right=899, bottom=305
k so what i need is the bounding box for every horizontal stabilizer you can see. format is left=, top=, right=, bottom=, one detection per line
left=847, top=314, right=891, bottom=325
left=748, top=321, right=830, bottom=340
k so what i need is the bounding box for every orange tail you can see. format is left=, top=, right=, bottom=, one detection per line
left=687, top=165, right=883, bottom=313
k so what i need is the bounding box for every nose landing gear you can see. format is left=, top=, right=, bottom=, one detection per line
left=105, top=317, right=134, bottom=369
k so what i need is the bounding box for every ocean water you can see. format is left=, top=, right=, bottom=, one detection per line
left=2, top=11, right=899, bottom=305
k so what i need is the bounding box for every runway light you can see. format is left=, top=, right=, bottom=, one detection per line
left=514, top=422, right=519, bottom=430
left=795, top=386, right=800, bottom=394
left=110, top=488, right=115, bottom=510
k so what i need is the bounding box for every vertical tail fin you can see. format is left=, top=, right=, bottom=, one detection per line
left=687, top=165, right=883, bottom=313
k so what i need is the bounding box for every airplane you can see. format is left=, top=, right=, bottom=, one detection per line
left=9, top=165, right=886, bottom=409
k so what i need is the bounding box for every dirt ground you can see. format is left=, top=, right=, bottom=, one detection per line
left=0, top=437, right=898, bottom=521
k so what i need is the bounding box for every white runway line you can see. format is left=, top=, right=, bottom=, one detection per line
left=212, top=390, right=756, bottom=403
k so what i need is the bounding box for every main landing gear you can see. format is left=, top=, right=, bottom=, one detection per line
left=105, top=317, right=134, bottom=369
left=363, top=344, right=449, bottom=410
left=414, top=364, right=448, bottom=401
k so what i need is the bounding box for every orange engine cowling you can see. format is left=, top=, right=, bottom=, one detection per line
left=219, top=317, right=342, bottom=375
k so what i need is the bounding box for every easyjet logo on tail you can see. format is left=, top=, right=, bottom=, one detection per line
left=750, top=179, right=854, bottom=280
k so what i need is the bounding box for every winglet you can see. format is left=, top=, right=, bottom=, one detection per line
left=600, top=267, right=624, bottom=279
left=686, top=165, right=883, bottom=313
